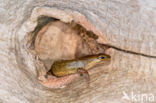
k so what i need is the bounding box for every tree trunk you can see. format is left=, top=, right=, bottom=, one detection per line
left=0, top=0, right=155, bottom=103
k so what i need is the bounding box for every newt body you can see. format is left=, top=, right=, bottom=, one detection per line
left=51, top=54, right=111, bottom=80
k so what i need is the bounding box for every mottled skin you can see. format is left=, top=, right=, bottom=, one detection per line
left=51, top=54, right=111, bottom=80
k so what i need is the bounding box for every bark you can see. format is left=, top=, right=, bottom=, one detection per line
left=0, top=0, right=156, bottom=103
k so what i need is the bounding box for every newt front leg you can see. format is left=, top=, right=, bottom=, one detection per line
left=77, top=68, right=90, bottom=81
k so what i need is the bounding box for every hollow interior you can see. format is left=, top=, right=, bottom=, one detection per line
left=27, top=16, right=110, bottom=79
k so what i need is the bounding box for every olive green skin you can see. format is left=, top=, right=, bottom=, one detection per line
left=51, top=54, right=111, bottom=77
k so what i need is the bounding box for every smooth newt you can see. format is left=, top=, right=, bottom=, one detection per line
left=50, top=54, right=111, bottom=81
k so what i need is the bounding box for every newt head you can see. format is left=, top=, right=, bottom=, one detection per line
left=84, top=53, right=111, bottom=70
left=97, top=54, right=111, bottom=61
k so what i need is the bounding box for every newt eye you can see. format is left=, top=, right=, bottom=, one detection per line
left=98, top=56, right=105, bottom=59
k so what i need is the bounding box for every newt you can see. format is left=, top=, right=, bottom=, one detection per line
left=50, top=54, right=111, bottom=81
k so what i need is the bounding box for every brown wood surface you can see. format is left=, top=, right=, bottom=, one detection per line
left=0, top=0, right=156, bottom=103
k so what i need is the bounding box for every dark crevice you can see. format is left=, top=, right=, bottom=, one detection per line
left=29, top=16, right=58, bottom=50
left=101, top=44, right=156, bottom=59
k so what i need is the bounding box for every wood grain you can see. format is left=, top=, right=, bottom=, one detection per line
left=0, top=0, right=155, bottom=103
